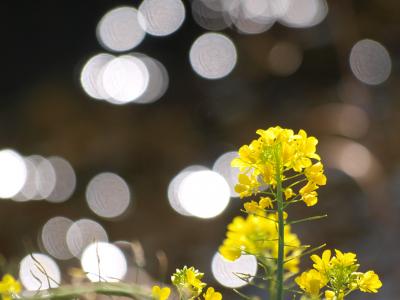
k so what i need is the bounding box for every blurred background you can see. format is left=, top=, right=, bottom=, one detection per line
left=0, top=0, right=398, bottom=299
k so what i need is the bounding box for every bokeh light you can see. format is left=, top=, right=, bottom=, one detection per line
left=0, top=149, right=27, bottom=199
left=138, top=0, right=186, bottom=36
left=81, top=242, right=127, bottom=282
left=34, top=156, right=57, bottom=200
left=167, top=165, right=208, bottom=216
left=80, top=53, right=115, bottom=100
left=47, top=156, right=76, bottom=203
left=211, top=252, right=257, bottom=288
left=134, top=54, right=169, bottom=104
left=41, top=217, right=74, bottom=260
left=191, top=0, right=231, bottom=31
left=19, top=253, right=61, bottom=290
left=189, top=32, right=237, bottom=79
left=212, top=151, right=239, bottom=197
left=86, top=172, right=131, bottom=219
left=66, top=219, right=109, bottom=258
left=267, top=41, right=303, bottom=76
left=349, top=39, right=392, bottom=85
left=102, top=55, right=150, bottom=104
left=178, top=169, right=230, bottom=218
left=279, top=0, right=328, bottom=28
left=97, top=7, right=145, bottom=52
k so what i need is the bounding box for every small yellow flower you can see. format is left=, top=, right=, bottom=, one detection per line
left=152, top=285, right=171, bottom=300
left=311, top=249, right=332, bottom=274
left=203, top=287, right=222, bottom=300
left=332, top=249, right=357, bottom=267
left=324, top=290, right=335, bottom=299
left=234, top=173, right=260, bottom=198
left=295, top=269, right=327, bottom=297
left=0, top=274, right=21, bottom=300
left=259, top=197, right=273, bottom=209
left=357, top=271, right=382, bottom=293
left=284, top=187, right=295, bottom=200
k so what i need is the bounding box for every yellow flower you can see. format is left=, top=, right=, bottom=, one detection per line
left=203, top=287, right=222, bottom=300
left=324, top=290, right=335, bottom=299
left=331, top=249, right=357, bottom=267
left=357, top=271, right=382, bottom=293
left=295, top=269, right=327, bottom=297
left=305, top=162, right=327, bottom=186
left=311, top=249, right=332, bottom=274
left=0, top=274, right=21, bottom=300
left=171, top=266, right=206, bottom=298
left=219, top=214, right=301, bottom=273
left=299, top=182, right=319, bottom=206
left=152, top=286, right=171, bottom=300
left=234, top=173, right=260, bottom=198
left=284, top=187, right=295, bottom=200
left=259, top=197, right=273, bottom=209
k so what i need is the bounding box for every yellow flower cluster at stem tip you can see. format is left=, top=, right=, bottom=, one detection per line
left=295, top=249, right=382, bottom=299
left=0, top=274, right=21, bottom=300
left=153, top=266, right=222, bottom=300
left=219, top=212, right=301, bottom=273
left=232, top=126, right=326, bottom=207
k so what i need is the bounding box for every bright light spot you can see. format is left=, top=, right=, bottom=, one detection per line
left=134, top=54, right=169, bottom=104
left=0, top=149, right=27, bottom=199
left=178, top=170, right=230, bottom=218
left=280, top=0, right=328, bottom=28
left=232, top=14, right=274, bottom=34
left=97, top=7, right=145, bottom=52
left=35, top=156, right=56, bottom=199
left=139, top=0, right=186, bottom=36
left=190, top=32, right=237, bottom=79
left=212, top=152, right=239, bottom=197
left=47, top=157, right=76, bottom=203
left=167, top=165, right=208, bottom=216
left=80, top=53, right=114, bottom=100
left=191, top=0, right=231, bottom=31
left=86, top=172, right=131, bottom=219
left=41, top=217, right=74, bottom=260
left=13, top=158, right=36, bottom=202
left=268, top=41, right=303, bottom=76
left=102, top=55, right=149, bottom=104
left=81, top=242, right=127, bottom=282
left=211, top=252, right=257, bottom=288
left=349, top=39, right=392, bottom=85
left=242, top=0, right=290, bottom=20
left=66, top=219, right=108, bottom=258
left=19, top=253, right=61, bottom=290
left=338, top=143, right=372, bottom=179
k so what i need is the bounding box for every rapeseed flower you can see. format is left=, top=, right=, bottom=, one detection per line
left=0, top=274, right=21, bottom=300
left=151, top=285, right=171, bottom=300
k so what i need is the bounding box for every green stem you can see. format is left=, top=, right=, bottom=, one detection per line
left=20, top=282, right=153, bottom=300
left=275, top=153, right=284, bottom=300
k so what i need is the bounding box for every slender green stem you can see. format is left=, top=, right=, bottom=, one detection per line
left=275, top=150, right=284, bottom=300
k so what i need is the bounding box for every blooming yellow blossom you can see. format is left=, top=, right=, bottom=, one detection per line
left=311, top=249, right=332, bottom=274
left=357, top=271, right=382, bottom=293
left=171, top=266, right=206, bottom=299
left=0, top=274, right=21, bottom=300
left=297, top=249, right=382, bottom=299
left=152, top=286, right=170, bottom=300
left=203, top=287, right=222, bottom=300
left=295, top=269, right=327, bottom=297
left=234, top=173, right=260, bottom=198
left=331, top=249, right=357, bottom=267
left=284, top=187, right=295, bottom=199
left=219, top=214, right=301, bottom=273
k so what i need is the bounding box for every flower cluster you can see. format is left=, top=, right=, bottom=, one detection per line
left=232, top=126, right=326, bottom=206
left=295, top=249, right=382, bottom=299
left=219, top=213, right=302, bottom=273
left=0, top=274, right=21, bottom=300
left=152, top=266, right=222, bottom=300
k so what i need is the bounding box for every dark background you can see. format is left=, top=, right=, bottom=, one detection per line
left=0, top=0, right=399, bottom=299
